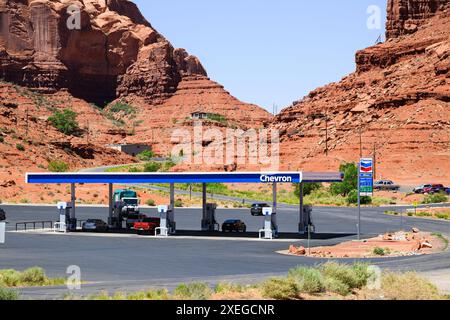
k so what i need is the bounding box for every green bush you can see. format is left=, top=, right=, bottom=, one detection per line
left=330, top=163, right=357, bottom=196
left=0, top=270, right=21, bottom=287
left=174, top=199, right=183, bottom=208
left=0, top=136, right=4, bottom=143
left=48, top=160, right=69, bottom=173
left=324, top=278, right=350, bottom=296
left=436, top=213, right=449, bottom=220
left=347, top=189, right=372, bottom=205
left=16, top=143, right=25, bottom=151
left=422, top=193, right=448, bottom=204
left=173, top=283, right=212, bottom=300
left=143, top=162, right=161, bottom=172
left=294, top=183, right=322, bottom=197
left=0, top=287, right=19, bottom=300
left=48, top=109, right=79, bottom=135
left=19, top=267, right=46, bottom=285
left=128, top=167, right=141, bottom=173
left=262, top=278, right=299, bottom=300
left=137, top=150, right=155, bottom=161
left=146, top=199, right=156, bottom=206
left=320, top=262, right=369, bottom=291
left=288, top=267, right=325, bottom=294
left=109, top=101, right=136, bottom=115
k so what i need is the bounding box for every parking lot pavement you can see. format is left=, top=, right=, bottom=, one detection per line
left=1, top=204, right=450, bottom=299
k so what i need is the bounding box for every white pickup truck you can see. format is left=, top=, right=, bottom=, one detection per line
left=374, top=180, right=400, bottom=191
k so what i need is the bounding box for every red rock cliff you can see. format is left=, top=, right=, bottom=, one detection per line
left=0, top=0, right=207, bottom=105
left=386, top=0, right=449, bottom=39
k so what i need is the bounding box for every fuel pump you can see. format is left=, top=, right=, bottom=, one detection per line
left=299, top=205, right=315, bottom=234
left=202, top=203, right=219, bottom=231
left=259, top=207, right=274, bottom=239
left=156, top=205, right=169, bottom=236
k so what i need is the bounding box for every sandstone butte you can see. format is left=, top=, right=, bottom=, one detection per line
left=272, top=0, right=449, bottom=186
left=0, top=0, right=449, bottom=204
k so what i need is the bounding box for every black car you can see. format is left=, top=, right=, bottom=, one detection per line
left=82, top=219, right=109, bottom=232
left=0, top=208, right=5, bottom=221
left=251, top=203, right=271, bottom=216
left=222, top=219, right=247, bottom=233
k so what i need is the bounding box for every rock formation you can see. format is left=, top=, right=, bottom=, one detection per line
left=273, top=3, right=450, bottom=184
left=386, top=0, right=449, bottom=39
left=0, top=0, right=209, bottom=105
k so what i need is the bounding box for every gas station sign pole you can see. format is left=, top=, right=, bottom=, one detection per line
left=358, top=158, right=374, bottom=240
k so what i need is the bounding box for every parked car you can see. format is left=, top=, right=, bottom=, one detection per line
left=251, top=203, right=271, bottom=216
left=413, top=184, right=433, bottom=194
left=134, top=218, right=160, bottom=235
left=0, top=208, right=6, bottom=221
left=423, top=184, right=446, bottom=194
left=126, top=213, right=147, bottom=229
left=222, top=219, right=247, bottom=233
left=374, top=180, right=400, bottom=191
left=82, top=219, right=109, bottom=232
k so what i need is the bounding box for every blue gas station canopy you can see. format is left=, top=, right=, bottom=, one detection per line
left=26, top=172, right=343, bottom=184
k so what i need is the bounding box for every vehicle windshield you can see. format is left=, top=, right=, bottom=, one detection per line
left=123, top=198, right=138, bottom=205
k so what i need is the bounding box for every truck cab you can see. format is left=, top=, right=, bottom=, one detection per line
left=114, top=189, right=140, bottom=216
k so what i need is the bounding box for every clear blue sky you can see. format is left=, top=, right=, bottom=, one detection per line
left=134, top=0, right=387, bottom=113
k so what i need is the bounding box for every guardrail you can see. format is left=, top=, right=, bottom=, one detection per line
left=16, top=221, right=53, bottom=232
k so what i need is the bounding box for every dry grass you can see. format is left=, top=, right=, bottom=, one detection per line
left=380, top=272, right=443, bottom=300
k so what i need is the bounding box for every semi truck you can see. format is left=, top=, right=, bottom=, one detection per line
left=114, top=189, right=140, bottom=216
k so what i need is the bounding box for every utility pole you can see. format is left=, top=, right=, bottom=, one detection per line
left=359, top=118, right=363, bottom=159
left=325, top=112, right=328, bottom=156
left=25, top=105, right=29, bottom=138
left=373, top=143, right=377, bottom=180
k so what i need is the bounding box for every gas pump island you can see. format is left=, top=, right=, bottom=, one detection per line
left=26, top=172, right=344, bottom=237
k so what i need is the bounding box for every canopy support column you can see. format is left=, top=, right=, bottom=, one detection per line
left=70, top=183, right=76, bottom=220
left=169, top=183, right=176, bottom=233
left=108, top=183, right=113, bottom=226
left=272, top=183, right=278, bottom=236
left=299, top=183, right=305, bottom=234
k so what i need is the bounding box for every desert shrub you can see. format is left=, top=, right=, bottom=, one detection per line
left=48, top=109, right=79, bottom=135
left=373, top=247, right=390, bottom=256
left=293, top=183, right=322, bottom=197
left=173, top=283, right=212, bottom=300
left=215, top=283, right=245, bottom=294
left=145, top=199, right=155, bottom=206
left=128, top=167, right=141, bottom=173
left=347, top=189, right=372, bottom=205
left=143, top=162, right=161, bottom=172
left=288, top=267, right=325, bottom=294
left=320, top=262, right=369, bottom=291
left=0, top=270, right=21, bottom=287
left=174, top=199, right=183, bottom=208
left=422, top=193, right=448, bottom=204
left=16, top=143, right=25, bottom=151
left=0, top=287, right=19, bottom=300
left=435, top=213, right=449, bottom=220
left=48, top=160, right=69, bottom=172
left=109, top=101, right=136, bottom=115
left=19, top=267, right=46, bottom=285
left=137, top=150, right=155, bottom=161
left=324, top=278, right=350, bottom=296
left=382, top=272, right=442, bottom=300
left=127, top=289, right=169, bottom=301
left=0, top=136, right=4, bottom=143
left=351, top=263, right=372, bottom=288
left=262, top=278, right=299, bottom=300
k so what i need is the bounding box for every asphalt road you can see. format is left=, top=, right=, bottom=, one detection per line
left=1, top=204, right=449, bottom=299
